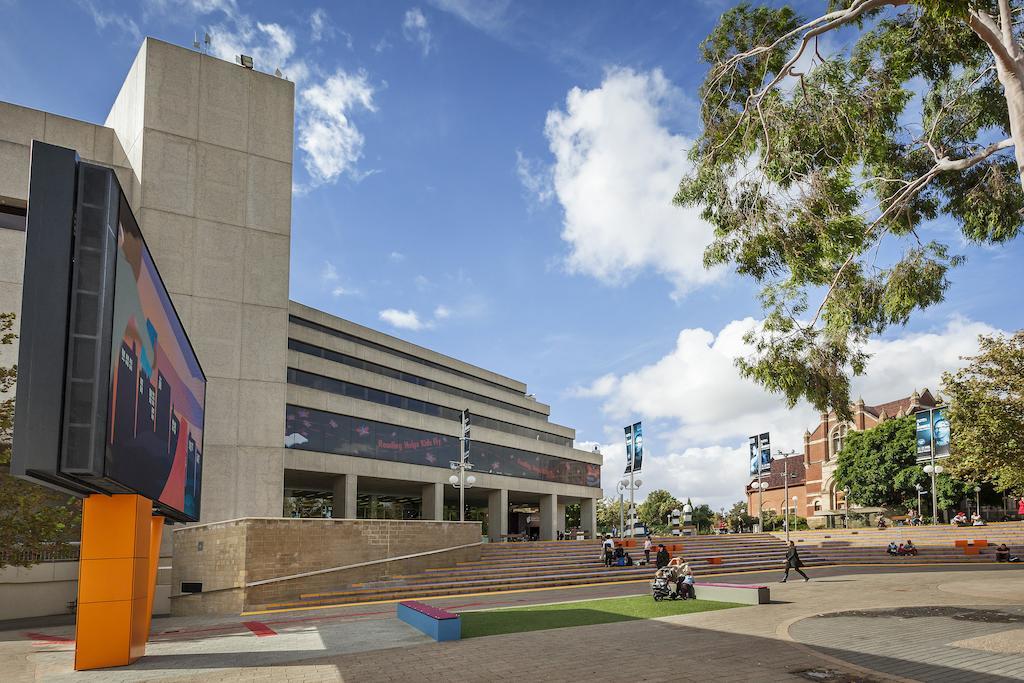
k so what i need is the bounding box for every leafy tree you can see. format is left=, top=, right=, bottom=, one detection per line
left=638, top=489, right=682, bottom=529
left=690, top=501, right=716, bottom=534
left=834, top=414, right=971, bottom=515
left=596, top=497, right=627, bottom=533
left=0, top=313, right=80, bottom=569
left=726, top=499, right=755, bottom=531
left=943, top=331, right=1024, bottom=493
left=677, top=1, right=1024, bottom=419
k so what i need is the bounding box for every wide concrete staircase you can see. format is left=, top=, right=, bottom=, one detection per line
left=779, top=522, right=1024, bottom=565
left=261, top=533, right=830, bottom=610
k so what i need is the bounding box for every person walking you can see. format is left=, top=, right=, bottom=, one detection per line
left=781, top=540, right=809, bottom=583
left=643, top=535, right=653, bottom=565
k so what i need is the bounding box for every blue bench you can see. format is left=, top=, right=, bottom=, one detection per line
left=396, top=600, right=461, bottom=641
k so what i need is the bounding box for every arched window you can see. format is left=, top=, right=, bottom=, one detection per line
left=829, top=424, right=849, bottom=459
left=813, top=500, right=822, bottom=512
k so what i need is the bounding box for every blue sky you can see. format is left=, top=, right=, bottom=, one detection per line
left=3, top=0, right=1021, bottom=509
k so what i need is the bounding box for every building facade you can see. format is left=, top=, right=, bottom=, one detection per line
left=801, top=389, right=938, bottom=527
left=0, top=37, right=601, bottom=544
left=746, top=452, right=807, bottom=521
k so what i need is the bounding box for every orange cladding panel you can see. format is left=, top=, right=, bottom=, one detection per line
left=75, top=494, right=160, bottom=671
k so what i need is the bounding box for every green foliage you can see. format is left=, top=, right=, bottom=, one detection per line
left=944, top=331, right=1024, bottom=493
left=677, top=2, right=1024, bottom=418
left=834, top=414, right=972, bottom=513
left=726, top=499, right=756, bottom=531
left=0, top=313, right=80, bottom=569
left=637, top=489, right=682, bottom=529
left=596, top=497, right=627, bottom=533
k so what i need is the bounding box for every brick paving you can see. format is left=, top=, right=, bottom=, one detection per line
left=2, top=566, right=1021, bottom=682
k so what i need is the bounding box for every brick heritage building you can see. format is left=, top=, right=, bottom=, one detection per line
left=746, top=452, right=807, bottom=520
left=802, top=388, right=938, bottom=527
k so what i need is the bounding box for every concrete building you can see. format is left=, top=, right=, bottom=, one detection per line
left=0, top=36, right=601, bottom=559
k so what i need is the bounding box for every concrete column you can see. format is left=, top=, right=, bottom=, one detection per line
left=581, top=498, right=597, bottom=539
left=539, top=493, right=558, bottom=541
left=487, top=489, right=508, bottom=541
left=421, top=482, right=444, bottom=520
left=557, top=503, right=566, bottom=537
left=331, top=474, right=357, bottom=519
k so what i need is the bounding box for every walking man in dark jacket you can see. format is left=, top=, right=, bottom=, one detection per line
left=781, top=541, right=809, bottom=582
left=655, top=544, right=670, bottom=569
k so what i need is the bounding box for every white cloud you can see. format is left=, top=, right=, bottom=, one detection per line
left=389, top=251, right=406, bottom=262
left=320, top=261, right=339, bottom=283
left=321, top=261, right=359, bottom=296
left=373, top=37, right=392, bottom=53
left=379, top=309, right=431, bottom=331
left=575, top=316, right=1003, bottom=510
left=515, top=150, right=553, bottom=206
left=78, top=0, right=141, bottom=42
left=540, top=67, right=716, bottom=298
left=429, top=0, right=511, bottom=33
left=434, top=305, right=452, bottom=320
left=402, top=7, right=433, bottom=56
left=298, top=69, right=377, bottom=186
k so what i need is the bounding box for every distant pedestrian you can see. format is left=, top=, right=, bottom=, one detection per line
left=781, top=541, right=809, bottom=583
left=656, top=544, right=670, bottom=569
left=644, top=536, right=653, bottom=565
left=1018, top=497, right=1024, bottom=517
left=602, top=534, right=614, bottom=567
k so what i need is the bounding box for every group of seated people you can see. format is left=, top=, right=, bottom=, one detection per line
left=601, top=536, right=636, bottom=566
left=950, top=511, right=987, bottom=526
left=886, top=540, right=918, bottom=556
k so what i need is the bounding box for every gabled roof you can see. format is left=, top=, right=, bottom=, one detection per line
left=864, top=388, right=938, bottom=418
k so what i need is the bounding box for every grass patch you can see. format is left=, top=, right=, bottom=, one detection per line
left=460, top=595, right=741, bottom=638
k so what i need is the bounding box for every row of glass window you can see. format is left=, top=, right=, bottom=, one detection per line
left=287, top=366, right=572, bottom=447
left=289, top=316, right=523, bottom=396
left=287, top=337, right=546, bottom=420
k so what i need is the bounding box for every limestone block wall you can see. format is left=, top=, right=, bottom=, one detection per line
left=170, top=518, right=481, bottom=615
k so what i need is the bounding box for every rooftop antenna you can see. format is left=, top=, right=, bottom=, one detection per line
left=193, top=31, right=200, bottom=50
left=204, top=32, right=211, bottom=52
left=274, top=67, right=283, bottom=78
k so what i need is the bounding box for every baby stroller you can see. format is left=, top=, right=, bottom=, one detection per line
left=651, top=560, right=691, bottom=601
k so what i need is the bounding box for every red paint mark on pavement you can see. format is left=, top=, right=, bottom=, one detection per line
left=25, top=632, right=74, bottom=644
left=242, top=621, right=277, bottom=637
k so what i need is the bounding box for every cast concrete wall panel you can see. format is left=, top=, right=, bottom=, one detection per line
left=237, top=379, right=286, bottom=447
left=198, top=55, right=249, bottom=152
left=234, top=447, right=284, bottom=517
left=92, top=127, right=115, bottom=165
left=0, top=101, right=44, bottom=144
left=195, top=142, right=247, bottom=225
left=105, top=42, right=146, bottom=171
left=143, top=39, right=199, bottom=139
left=141, top=130, right=196, bottom=215
left=246, top=155, right=291, bottom=235
left=287, top=384, right=327, bottom=410
left=194, top=219, right=245, bottom=301
left=43, top=113, right=96, bottom=159
left=241, top=304, right=288, bottom=382
left=139, top=208, right=195, bottom=296
left=198, top=444, right=239, bottom=523
left=0, top=141, right=29, bottom=200
left=203, top=377, right=239, bottom=446
left=248, top=73, right=294, bottom=164
left=0, top=229, right=25, bottom=285
left=190, top=297, right=242, bottom=378
left=242, top=230, right=289, bottom=307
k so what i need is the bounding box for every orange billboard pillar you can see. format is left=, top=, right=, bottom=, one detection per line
left=74, top=494, right=162, bottom=670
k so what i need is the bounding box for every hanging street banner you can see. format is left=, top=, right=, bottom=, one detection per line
left=624, top=421, right=643, bottom=473
left=915, top=407, right=951, bottom=463
left=749, top=433, right=771, bottom=476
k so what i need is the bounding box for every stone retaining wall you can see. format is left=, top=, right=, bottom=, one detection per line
left=170, top=517, right=482, bottom=615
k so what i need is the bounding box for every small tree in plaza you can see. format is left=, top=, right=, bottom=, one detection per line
left=943, top=331, right=1024, bottom=493
left=726, top=499, right=756, bottom=531
left=678, top=2, right=1024, bottom=421
left=638, top=488, right=682, bottom=531
left=834, top=414, right=971, bottom=515
left=0, top=313, right=80, bottom=569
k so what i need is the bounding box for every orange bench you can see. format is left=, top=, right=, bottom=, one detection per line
left=964, top=547, right=980, bottom=555
left=707, top=557, right=723, bottom=565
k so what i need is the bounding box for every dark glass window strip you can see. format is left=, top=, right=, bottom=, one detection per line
left=285, top=404, right=600, bottom=488
left=287, top=337, right=547, bottom=420
left=289, top=315, right=520, bottom=395
left=0, top=203, right=27, bottom=231
left=287, top=367, right=572, bottom=447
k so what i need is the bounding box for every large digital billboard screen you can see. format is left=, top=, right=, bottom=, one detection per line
left=11, top=144, right=205, bottom=522
left=107, top=194, right=205, bottom=520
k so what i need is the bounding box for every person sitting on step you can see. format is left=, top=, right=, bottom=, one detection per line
left=901, top=540, right=918, bottom=556
left=996, top=543, right=1020, bottom=562
left=887, top=541, right=899, bottom=556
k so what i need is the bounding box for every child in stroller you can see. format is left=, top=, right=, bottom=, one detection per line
left=651, top=559, right=694, bottom=601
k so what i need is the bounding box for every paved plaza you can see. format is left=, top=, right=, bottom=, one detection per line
left=1, top=565, right=1022, bottom=682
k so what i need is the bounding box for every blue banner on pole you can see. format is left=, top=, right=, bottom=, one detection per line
left=624, top=424, right=633, bottom=473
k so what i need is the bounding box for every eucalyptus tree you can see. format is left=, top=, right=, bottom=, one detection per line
left=677, top=1, right=1024, bottom=418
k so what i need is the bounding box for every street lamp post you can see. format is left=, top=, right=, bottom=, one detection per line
left=844, top=487, right=851, bottom=529
left=974, top=485, right=981, bottom=519
left=923, top=464, right=944, bottom=525
left=755, top=481, right=769, bottom=531
left=617, top=476, right=642, bottom=537
left=915, top=483, right=928, bottom=522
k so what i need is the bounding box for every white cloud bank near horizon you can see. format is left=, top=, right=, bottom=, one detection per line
left=575, top=316, right=1003, bottom=511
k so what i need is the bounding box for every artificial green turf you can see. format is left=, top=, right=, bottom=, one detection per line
left=459, top=595, right=742, bottom=638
